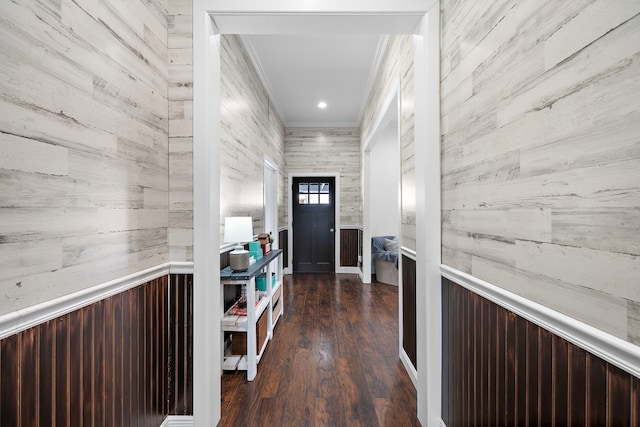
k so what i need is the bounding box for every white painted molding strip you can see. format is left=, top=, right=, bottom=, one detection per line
left=401, top=246, right=416, bottom=261
left=440, top=264, right=640, bottom=379
left=160, top=415, right=194, bottom=427
left=400, top=347, right=418, bottom=389
left=170, top=262, right=195, bottom=274
left=0, top=262, right=194, bottom=340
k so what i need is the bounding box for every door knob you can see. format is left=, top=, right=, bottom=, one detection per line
left=330, top=228, right=334, bottom=232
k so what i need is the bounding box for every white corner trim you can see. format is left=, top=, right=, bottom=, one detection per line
left=401, top=246, right=416, bottom=261
left=439, top=419, right=447, bottom=427
left=160, top=415, right=194, bottom=427
left=440, top=264, right=640, bottom=379
left=339, top=224, right=361, bottom=229
left=0, top=262, right=195, bottom=340
left=171, top=262, right=195, bottom=274
left=400, top=347, right=418, bottom=389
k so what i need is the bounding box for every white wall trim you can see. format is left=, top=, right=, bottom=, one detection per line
left=401, top=347, right=418, bottom=389
left=414, top=3, right=442, bottom=424
left=336, top=266, right=361, bottom=274
left=400, top=246, right=416, bottom=261
left=171, top=262, right=195, bottom=274
left=340, top=224, right=361, bottom=229
left=160, top=415, right=194, bottom=427
left=0, top=262, right=195, bottom=340
left=441, top=264, right=640, bottom=379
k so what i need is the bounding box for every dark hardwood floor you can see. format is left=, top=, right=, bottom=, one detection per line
left=219, top=273, right=419, bottom=427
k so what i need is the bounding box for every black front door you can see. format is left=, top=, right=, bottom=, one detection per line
left=292, top=177, right=335, bottom=273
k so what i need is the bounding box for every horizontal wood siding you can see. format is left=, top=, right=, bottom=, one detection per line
left=442, top=276, right=640, bottom=426
left=340, top=228, right=359, bottom=267
left=402, top=255, right=417, bottom=368
left=0, top=277, right=170, bottom=426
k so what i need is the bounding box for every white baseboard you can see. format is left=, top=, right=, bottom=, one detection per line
left=160, top=415, right=194, bottom=427
left=441, top=264, right=640, bottom=379
left=336, top=266, right=360, bottom=274
left=0, top=262, right=194, bottom=340
left=400, top=348, right=417, bottom=389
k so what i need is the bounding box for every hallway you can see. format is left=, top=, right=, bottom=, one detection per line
left=219, top=274, right=419, bottom=426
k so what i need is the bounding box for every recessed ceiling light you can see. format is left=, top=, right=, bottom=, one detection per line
left=318, top=101, right=327, bottom=109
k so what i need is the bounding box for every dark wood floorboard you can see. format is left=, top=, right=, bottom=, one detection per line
left=219, top=274, right=419, bottom=427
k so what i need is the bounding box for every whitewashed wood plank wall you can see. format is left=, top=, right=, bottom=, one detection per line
left=360, top=35, right=416, bottom=250
left=441, top=0, right=640, bottom=343
left=0, top=0, right=169, bottom=315
left=168, top=0, right=194, bottom=262
left=284, top=127, right=361, bottom=226
left=220, top=35, right=286, bottom=242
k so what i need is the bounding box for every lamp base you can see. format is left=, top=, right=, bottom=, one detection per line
left=230, top=249, right=249, bottom=271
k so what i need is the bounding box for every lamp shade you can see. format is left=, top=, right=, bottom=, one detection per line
left=224, top=217, right=254, bottom=244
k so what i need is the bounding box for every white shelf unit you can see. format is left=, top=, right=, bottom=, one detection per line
left=220, top=249, right=283, bottom=381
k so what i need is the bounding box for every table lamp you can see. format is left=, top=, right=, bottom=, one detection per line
left=224, top=216, right=253, bottom=271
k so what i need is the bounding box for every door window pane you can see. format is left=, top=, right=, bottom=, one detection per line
left=299, top=183, right=308, bottom=193
left=319, top=194, right=330, bottom=204
left=320, top=183, right=330, bottom=193
left=309, top=194, right=319, bottom=204
left=298, top=194, right=308, bottom=204
left=309, top=183, right=319, bottom=193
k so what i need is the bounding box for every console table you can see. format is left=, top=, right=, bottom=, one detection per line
left=220, top=249, right=283, bottom=380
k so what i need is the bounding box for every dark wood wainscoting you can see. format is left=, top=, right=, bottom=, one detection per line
left=442, top=277, right=640, bottom=426
left=340, top=228, right=359, bottom=267
left=358, top=228, right=363, bottom=270
left=0, top=273, right=196, bottom=424
left=168, top=273, right=194, bottom=415
left=402, top=255, right=417, bottom=368
left=279, top=229, right=288, bottom=269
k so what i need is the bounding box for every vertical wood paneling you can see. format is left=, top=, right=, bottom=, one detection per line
left=401, top=255, right=416, bottom=368
left=279, top=229, right=288, bottom=269
left=38, top=322, right=54, bottom=426
left=1, top=334, right=20, bottom=426
left=340, top=228, right=359, bottom=267
left=168, top=273, right=194, bottom=416
left=82, top=306, right=94, bottom=426
left=0, top=276, right=179, bottom=425
left=442, top=277, right=640, bottom=426
left=20, top=329, right=38, bottom=427
left=68, top=310, right=82, bottom=426
left=569, top=345, right=587, bottom=425
left=55, top=317, right=70, bottom=427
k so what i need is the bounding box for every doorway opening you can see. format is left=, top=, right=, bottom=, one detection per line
left=193, top=4, right=442, bottom=426
left=292, top=177, right=336, bottom=273
left=362, top=85, right=401, bottom=285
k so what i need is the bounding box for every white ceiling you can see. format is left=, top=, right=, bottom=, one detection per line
left=241, top=34, right=387, bottom=128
